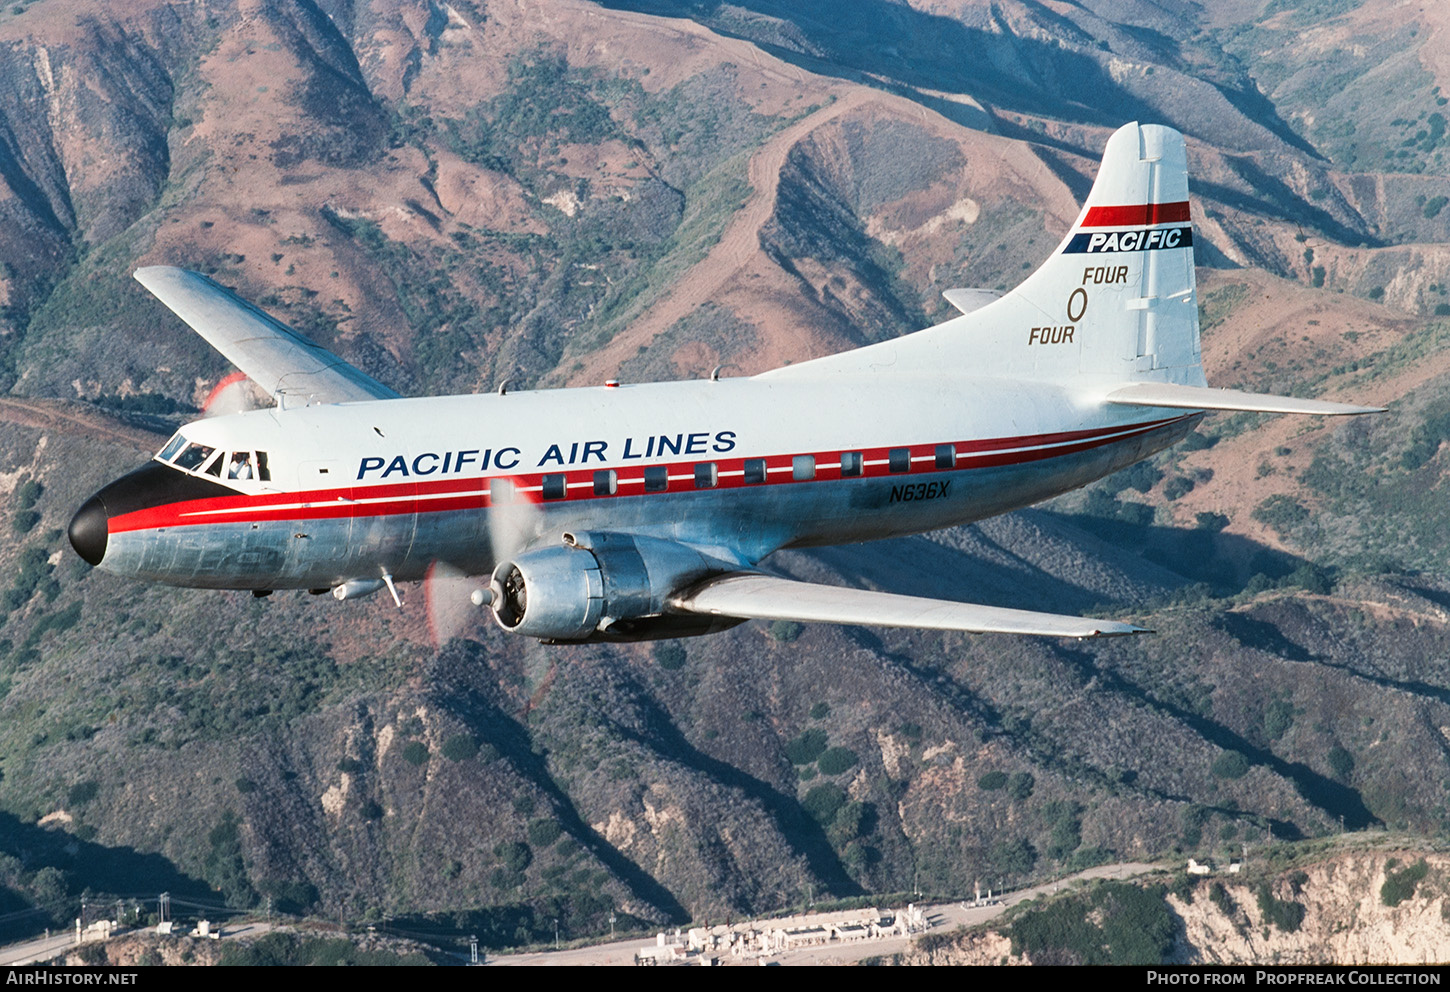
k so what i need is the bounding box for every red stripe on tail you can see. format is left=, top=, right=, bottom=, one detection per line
left=1080, top=201, right=1191, bottom=227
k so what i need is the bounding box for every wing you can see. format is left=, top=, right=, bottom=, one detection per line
left=670, top=573, right=1146, bottom=638
left=1104, top=382, right=1382, bottom=416
left=134, top=266, right=402, bottom=406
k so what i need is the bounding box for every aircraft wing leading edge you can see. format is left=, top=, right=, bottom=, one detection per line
left=670, top=573, right=1147, bottom=638
left=134, top=266, right=401, bottom=406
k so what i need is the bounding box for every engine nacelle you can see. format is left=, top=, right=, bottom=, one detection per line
left=489, top=531, right=736, bottom=642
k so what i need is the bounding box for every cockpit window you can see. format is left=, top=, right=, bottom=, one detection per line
left=227, top=452, right=253, bottom=480
left=173, top=443, right=215, bottom=471
left=158, top=434, right=187, bottom=462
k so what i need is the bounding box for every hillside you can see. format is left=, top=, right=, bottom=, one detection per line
left=888, top=843, right=1450, bottom=965
left=0, top=0, right=1449, bottom=963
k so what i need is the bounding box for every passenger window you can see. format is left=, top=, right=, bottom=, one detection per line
left=743, top=459, right=766, bottom=484
left=935, top=444, right=956, bottom=469
left=695, top=463, right=718, bottom=489
left=541, top=474, right=566, bottom=500
left=255, top=451, right=270, bottom=482
left=889, top=448, right=911, bottom=473
left=644, top=466, right=668, bottom=493
left=840, top=451, right=863, bottom=477
left=174, top=443, right=215, bottom=472
left=792, top=455, right=815, bottom=481
left=594, top=470, right=617, bottom=496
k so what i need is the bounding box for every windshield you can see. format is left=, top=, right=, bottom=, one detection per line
left=157, top=433, right=272, bottom=483
left=157, top=433, right=186, bottom=462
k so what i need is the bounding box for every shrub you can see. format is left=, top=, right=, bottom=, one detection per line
left=1381, top=859, right=1429, bottom=907
left=1007, top=771, right=1035, bottom=800
left=494, top=841, right=532, bottom=873
left=802, top=783, right=846, bottom=823
left=816, top=747, right=858, bottom=776
left=1327, top=746, right=1354, bottom=781
left=442, top=734, right=479, bottom=761
left=67, top=781, right=99, bottom=806
left=769, top=620, right=803, bottom=642
left=1253, top=495, right=1309, bottom=537
left=401, top=741, right=430, bottom=765
left=527, top=819, right=562, bottom=847
left=785, top=728, right=828, bottom=765
left=977, top=771, right=1008, bottom=791
left=653, top=641, right=686, bottom=670
left=1162, top=476, right=1195, bottom=501
left=989, top=837, right=1037, bottom=878
left=1211, top=750, right=1250, bottom=779
left=1196, top=512, right=1230, bottom=531
left=810, top=702, right=830, bottom=720
left=1256, top=883, right=1305, bottom=932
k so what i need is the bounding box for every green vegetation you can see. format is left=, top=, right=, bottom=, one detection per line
left=205, top=811, right=257, bottom=908
left=1327, top=746, right=1355, bottom=781
left=652, top=641, right=686, bottom=670
left=977, top=771, right=1008, bottom=791
left=1008, top=882, right=1174, bottom=965
left=441, top=734, right=479, bottom=761
left=802, top=783, right=847, bottom=823
left=769, top=620, right=803, bottom=643
left=494, top=841, right=532, bottom=874
left=1381, top=859, right=1430, bottom=907
left=785, top=728, right=829, bottom=765
left=401, top=741, right=430, bottom=766
left=1263, top=697, right=1296, bottom=742
left=1252, top=495, right=1310, bottom=538
left=220, top=933, right=432, bottom=966
left=816, top=747, right=858, bottom=776
left=1256, top=883, right=1306, bottom=932
left=1211, top=750, right=1251, bottom=780
left=527, top=819, right=562, bottom=847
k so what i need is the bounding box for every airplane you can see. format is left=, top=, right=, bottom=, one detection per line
left=67, top=122, right=1380, bottom=643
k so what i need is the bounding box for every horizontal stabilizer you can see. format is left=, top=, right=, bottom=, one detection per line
left=670, top=573, right=1146, bottom=639
left=1105, top=382, right=1384, bottom=416
left=941, top=288, right=1003, bottom=315
left=134, top=266, right=401, bottom=406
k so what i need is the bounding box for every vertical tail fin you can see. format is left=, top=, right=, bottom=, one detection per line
left=771, top=122, right=1206, bottom=386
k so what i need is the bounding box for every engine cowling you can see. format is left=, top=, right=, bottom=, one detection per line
left=489, top=531, right=740, bottom=642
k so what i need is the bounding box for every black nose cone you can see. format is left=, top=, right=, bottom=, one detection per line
left=68, top=494, right=108, bottom=566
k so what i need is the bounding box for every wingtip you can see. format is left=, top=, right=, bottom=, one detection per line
left=1082, top=621, right=1153, bottom=639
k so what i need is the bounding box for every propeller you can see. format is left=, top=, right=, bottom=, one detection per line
left=425, top=560, right=479, bottom=646
left=488, top=475, right=545, bottom=567
left=422, top=476, right=542, bottom=647
left=201, top=371, right=268, bottom=417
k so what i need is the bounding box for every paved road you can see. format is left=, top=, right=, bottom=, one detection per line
left=489, top=862, right=1161, bottom=966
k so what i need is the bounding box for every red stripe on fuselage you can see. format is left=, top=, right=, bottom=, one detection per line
left=106, top=416, right=1192, bottom=534
left=1080, top=201, right=1190, bottom=227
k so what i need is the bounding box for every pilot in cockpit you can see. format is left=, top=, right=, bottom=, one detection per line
left=227, top=452, right=252, bottom=480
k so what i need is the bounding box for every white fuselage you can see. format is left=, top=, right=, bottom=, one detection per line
left=89, top=373, right=1197, bottom=591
